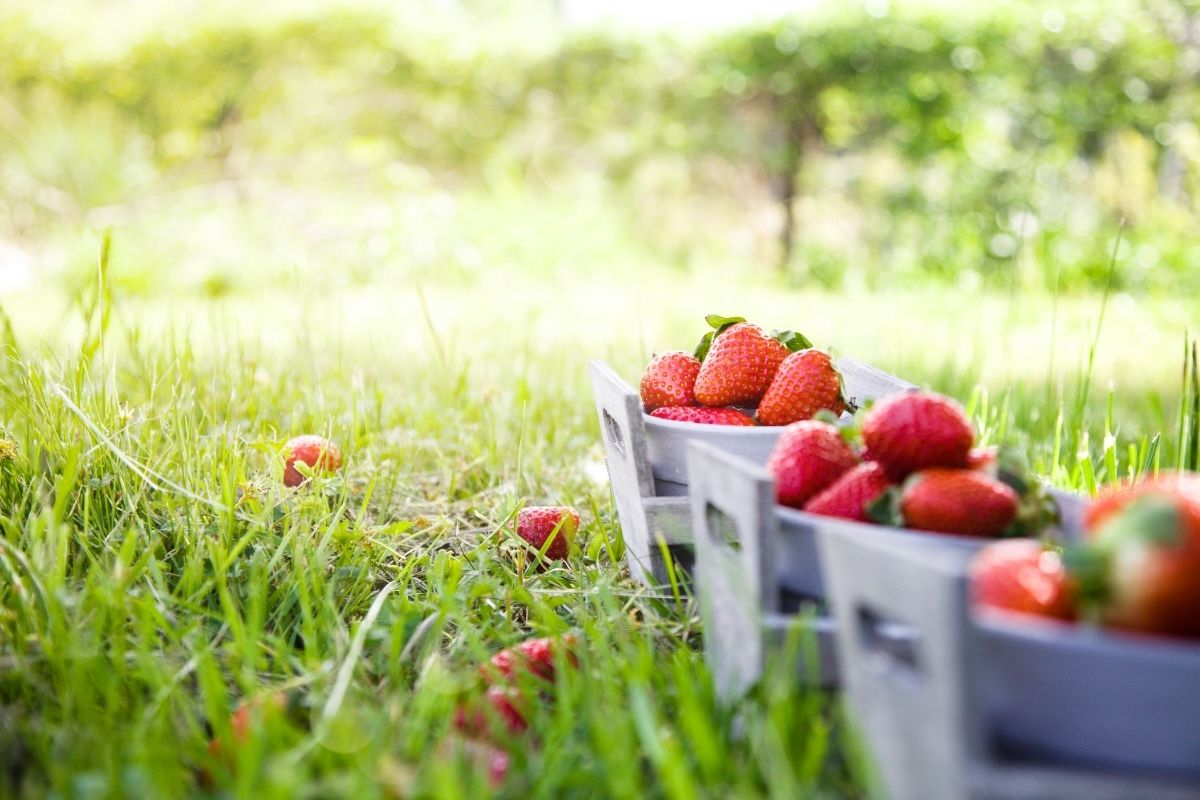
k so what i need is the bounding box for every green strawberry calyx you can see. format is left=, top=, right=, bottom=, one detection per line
left=771, top=329, right=814, bottom=352
left=694, top=314, right=746, bottom=361
left=1062, top=494, right=1181, bottom=618
left=866, top=485, right=904, bottom=527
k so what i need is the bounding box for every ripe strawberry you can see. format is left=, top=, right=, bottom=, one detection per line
left=207, top=692, right=289, bottom=761
left=767, top=421, right=859, bottom=508
left=451, top=739, right=511, bottom=788
left=484, top=634, right=578, bottom=685
left=454, top=687, right=528, bottom=736
left=649, top=406, right=756, bottom=426
left=514, top=506, right=579, bottom=561
left=1073, top=473, right=1200, bottom=638
left=640, top=351, right=701, bottom=410
left=802, top=461, right=891, bottom=522
left=899, top=468, right=1018, bottom=537
left=861, top=391, right=974, bottom=480
left=283, top=434, right=343, bottom=487
left=967, top=446, right=999, bottom=475
left=693, top=323, right=790, bottom=407
left=757, top=349, right=847, bottom=426
left=970, top=539, right=1076, bottom=620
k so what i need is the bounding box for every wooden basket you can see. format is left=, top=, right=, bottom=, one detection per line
left=588, top=357, right=911, bottom=586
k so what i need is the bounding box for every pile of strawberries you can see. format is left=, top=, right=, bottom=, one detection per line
left=769, top=389, right=1033, bottom=539
left=973, top=471, right=1200, bottom=640
left=453, top=634, right=580, bottom=785
left=640, top=315, right=846, bottom=427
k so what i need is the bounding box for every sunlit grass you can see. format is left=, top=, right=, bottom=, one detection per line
left=0, top=224, right=1193, bottom=794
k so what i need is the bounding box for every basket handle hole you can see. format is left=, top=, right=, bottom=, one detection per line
left=857, top=604, right=922, bottom=683
left=704, top=503, right=742, bottom=553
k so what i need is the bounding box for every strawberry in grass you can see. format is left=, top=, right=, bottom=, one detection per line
left=514, top=506, right=579, bottom=561
left=860, top=391, right=973, bottom=480
left=483, top=635, right=579, bottom=685
left=758, top=349, right=848, bottom=426
left=640, top=351, right=701, bottom=410
left=282, top=434, right=343, bottom=487
left=803, top=461, right=891, bottom=522
left=1069, top=472, right=1200, bottom=638
left=971, top=539, right=1076, bottom=620
left=456, top=634, right=580, bottom=739
left=692, top=316, right=811, bottom=407
left=649, top=406, right=756, bottom=426
left=767, top=420, right=858, bottom=508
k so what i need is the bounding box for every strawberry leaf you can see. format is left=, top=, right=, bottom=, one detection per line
left=834, top=365, right=857, bottom=414
left=772, top=330, right=813, bottom=352
left=694, top=315, right=746, bottom=361
left=866, top=487, right=903, bottom=526
left=1095, top=495, right=1181, bottom=548
left=814, top=409, right=840, bottom=426
left=704, top=314, right=746, bottom=330
left=1062, top=541, right=1112, bottom=608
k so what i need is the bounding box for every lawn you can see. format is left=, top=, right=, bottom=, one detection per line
left=0, top=238, right=1193, bottom=797
left=3, top=1, right=1200, bottom=796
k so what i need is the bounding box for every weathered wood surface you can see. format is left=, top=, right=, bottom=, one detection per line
left=687, top=441, right=838, bottom=699
left=820, top=521, right=1200, bottom=800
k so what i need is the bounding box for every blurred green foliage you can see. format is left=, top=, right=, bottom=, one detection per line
left=3, top=2, right=1200, bottom=291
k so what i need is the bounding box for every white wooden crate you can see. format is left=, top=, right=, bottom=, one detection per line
left=820, top=521, right=1200, bottom=800
left=588, top=357, right=911, bottom=586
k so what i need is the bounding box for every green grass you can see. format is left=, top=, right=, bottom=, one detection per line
left=0, top=226, right=1194, bottom=797
left=1, top=4, right=1198, bottom=793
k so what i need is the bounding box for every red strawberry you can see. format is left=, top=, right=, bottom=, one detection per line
left=452, top=739, right=511, bottom=788
left=803, top=461, right=891, bottom=522
left=283, top=434, right=343, bottom=487
left=514, top=506, right=579, bottom=561
left=207, top=692, right=289, bottom=761
left=649, top=406, right=756, bottom=426
left=485, top=635, right=578, bottom=685
left=640, top=351, right=701, bottom=410
left=861, top=391, right=974, bottom=480
left=967, top=446, right=999, bottom=475
left=899, top=468, right=1018, bottom=537
left=454, top=687, right=528, bottom=736
left=1075, top=473, right=1200, bottom=638
left=693, top=323, right=790, bottom=407
left=767, top=421, right=859, bottom=508
left=757, top=349, right=846, bottom=426
left=970, top=539, right=1076, bottom=620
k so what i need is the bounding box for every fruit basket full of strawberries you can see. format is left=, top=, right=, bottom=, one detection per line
left=589, top=314, right=912, bottom=586
left=821, top=471, right=1200, bottom=799
left=687, top=387, right=1079, bottom=698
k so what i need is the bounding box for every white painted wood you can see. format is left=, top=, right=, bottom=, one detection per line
left=820, top=519, right=1200, bottom=800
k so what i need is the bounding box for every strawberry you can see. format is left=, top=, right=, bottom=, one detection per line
left=860, top=391, right=974, bottom=480
left=898, top=468, right=1018, bottom=537
left=282, top=434, right=343, bottom=487
left=693, top=321, right=792, bottom=407
left=802, top=461, right=891, bottom=522
left=514, top=506, right=579, bottom=561
left=767, top=420, right=859, bottom=508
left=460, top=634, right=580, bottom=741
left=206, top=692, right=290, bottom=765
left=649, top=406, right=756, bottom=426
left=484, top=635, right=578, bottom=685
left=970, top=539, right=1076, bottom=620
left=967, top=446, right=999, bottom=474
left=454, top=686, right=528, bottom=736
left=640, top=351, right=701, bottom=410
left=757, top=349, right=847, bottom=426
left=1070, top=472, right=1200, bottom=638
